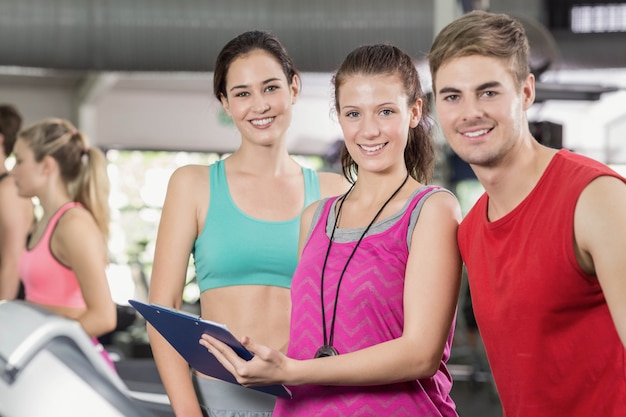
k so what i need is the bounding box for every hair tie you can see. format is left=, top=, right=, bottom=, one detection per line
left=80, top=147, right=90, bottom=164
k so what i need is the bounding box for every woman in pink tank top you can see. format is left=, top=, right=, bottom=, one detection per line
left=13, top=118, right=116, bottom=369
left=200, top=44, right=463, bottom=416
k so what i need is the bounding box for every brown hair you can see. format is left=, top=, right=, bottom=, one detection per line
left=0, top=104, right=23, bottom=156
left=332, top=44, right=435, bottom=183
left=18, top=118, right=110, bottom=239
left=428, top=10, right=531, bottom=90
left=213, top=30, right=299, bottom=101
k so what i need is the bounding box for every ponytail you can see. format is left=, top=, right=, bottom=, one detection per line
left=18, top=118, right=110, bottom=240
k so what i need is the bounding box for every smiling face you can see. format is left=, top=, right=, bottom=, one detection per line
left=434, top=54, right=535, bottom=168
left=337, top=73, right=421, bottom=175
left=220, top=49, right=299, bottom=147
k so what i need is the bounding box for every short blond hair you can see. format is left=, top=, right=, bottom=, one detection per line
left=428, top=10, right=530, bottom=91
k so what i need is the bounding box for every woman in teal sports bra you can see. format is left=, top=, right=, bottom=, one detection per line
left=147, top=30, right=348, bottom=417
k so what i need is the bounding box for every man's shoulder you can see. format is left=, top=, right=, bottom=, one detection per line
left=551, top=149, right=623, bottom=185
left=555, top=149, right=612, bottom=171
left=458, top=193, right=488, bottom=233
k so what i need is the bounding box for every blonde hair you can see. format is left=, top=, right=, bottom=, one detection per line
left=428, top=10, right=531, bottom=90
left=19, top=118, right=110, bottom=239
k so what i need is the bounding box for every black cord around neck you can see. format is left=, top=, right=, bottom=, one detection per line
left=319, top=172, right=409, bottom=349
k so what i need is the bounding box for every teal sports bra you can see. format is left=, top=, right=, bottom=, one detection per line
left=193, top=159, right=321, bottom=292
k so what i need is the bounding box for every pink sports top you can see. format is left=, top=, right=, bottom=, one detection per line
left=19, top=202, right=86, bottom=308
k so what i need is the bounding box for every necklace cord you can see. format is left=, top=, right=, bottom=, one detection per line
left=319, top=172, right=410, bottom=348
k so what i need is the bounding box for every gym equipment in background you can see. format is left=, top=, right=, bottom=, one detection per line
left=0, top=300, right=156, bottom=417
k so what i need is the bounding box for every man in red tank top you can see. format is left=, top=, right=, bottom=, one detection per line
left=429, top=10, right=626, bottom=417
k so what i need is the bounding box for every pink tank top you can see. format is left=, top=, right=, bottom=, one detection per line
left=274, top=186, right=457, bottom=417
left=19, top=202, right=86, bottom=308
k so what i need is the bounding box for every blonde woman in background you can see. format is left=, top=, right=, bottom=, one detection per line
left=12, top=118, right=116, bottom=368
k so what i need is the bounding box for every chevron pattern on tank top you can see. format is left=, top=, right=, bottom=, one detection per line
left=274, top=189, right=457, bottom=417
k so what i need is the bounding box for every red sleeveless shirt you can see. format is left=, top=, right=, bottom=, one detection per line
left=459, top=149, right=626, bottom=417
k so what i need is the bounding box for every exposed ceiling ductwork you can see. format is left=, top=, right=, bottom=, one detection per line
left=0, top=0, right=434, bottom=72
left=1, top=0, right=625, bottom=74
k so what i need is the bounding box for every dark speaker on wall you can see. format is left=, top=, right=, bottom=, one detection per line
left=529, top=121, right=563, bottom=149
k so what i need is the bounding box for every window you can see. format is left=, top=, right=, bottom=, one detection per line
left=571, top=3, right=626, bottom=33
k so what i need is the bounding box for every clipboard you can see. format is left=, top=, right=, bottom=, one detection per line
left=128, top=299, right=292, bottom=398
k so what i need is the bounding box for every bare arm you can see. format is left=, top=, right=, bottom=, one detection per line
left=148, top=165, right=206, bottom=417
left=0, top=181, right=33, bottom=299
left=201, top=191, right=462, bottom=386
left=575, top=175, right=626, bottom=347
left=54, top=208, right=116, bottom=337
